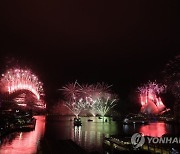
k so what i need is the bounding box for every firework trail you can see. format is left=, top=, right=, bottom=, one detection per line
left=92, top=96, right=117, bottom=117
left=61, top=81, right=117, bottom=117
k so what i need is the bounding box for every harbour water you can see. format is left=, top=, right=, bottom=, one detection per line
left=0, top=115, right=179, bottom=154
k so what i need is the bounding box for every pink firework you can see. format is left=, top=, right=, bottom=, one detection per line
left=0, top=68, right=44, bottom=100
left=138, top=81, right=166, bottom=114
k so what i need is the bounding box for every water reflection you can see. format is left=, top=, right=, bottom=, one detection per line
left=139, top=122, right=167, bottom=137
left=45, top=116, right=117, bottom=152
left=45, top=116, right=180, bottom=152
left=122, top=122, right=173, bottom=138
left=71, top=117, right=116, bottom=152
left=74, top=126, right=82, bottom=143
left=0, top=116, right=179, bottom=153
left=123, top=123, right=137, bottom=134
left=0, top=116, right=45, bottom=154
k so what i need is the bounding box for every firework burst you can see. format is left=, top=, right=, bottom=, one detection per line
left=61, top=81, right=82, bottom=101
left=0, top=68, right=44, bottom=100
left=61, top=81, right=117, bottom=117
left=138, top=81, right=166, bottom=114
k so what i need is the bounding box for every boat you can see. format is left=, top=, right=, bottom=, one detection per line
left=18, top=117, right=36, bottom=131
left=88, top=119, right=93, bottom=122
left=74, top=118, right=82, bottom=126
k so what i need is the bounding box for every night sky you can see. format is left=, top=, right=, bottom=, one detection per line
left=0, top=0, right=179, bottom=108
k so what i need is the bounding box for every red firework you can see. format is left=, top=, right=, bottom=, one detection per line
left=138, top=81, right=166, bottom=114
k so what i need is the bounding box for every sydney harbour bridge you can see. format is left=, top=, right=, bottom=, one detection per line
left=0, top=68, right=46, bottom=110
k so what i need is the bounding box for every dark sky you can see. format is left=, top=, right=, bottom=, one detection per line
left=0, top=0, right=179, bottom=104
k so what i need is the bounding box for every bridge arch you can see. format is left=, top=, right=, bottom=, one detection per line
left=0, top=68, right=44, bottom=101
